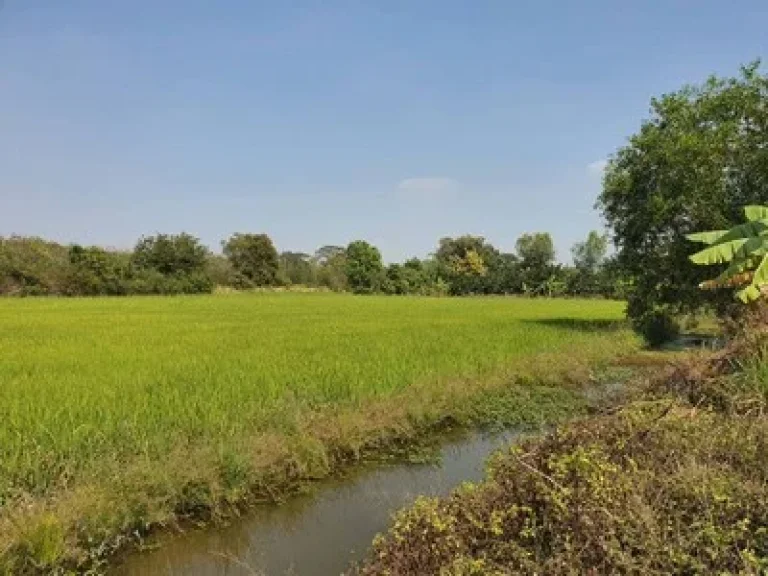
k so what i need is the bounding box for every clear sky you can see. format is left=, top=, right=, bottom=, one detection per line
left=1, top=1, right=766, bottom=262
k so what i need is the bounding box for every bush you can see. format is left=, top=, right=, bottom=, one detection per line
left=634, top=308, right=680, bottom=347
left=222, top=233, right=280, bottom=286
left=127, top=270, right=212, bottom=295
left=205, top=255, right=238, bottom=288
left=0, top=236, right=71, bottom=295
left=65, top=246, right=132, bottom=296
left=133, top=233, right=209, bottom=276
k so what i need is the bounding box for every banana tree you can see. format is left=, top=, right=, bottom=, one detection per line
left=687, top=205, right=768, bottom=303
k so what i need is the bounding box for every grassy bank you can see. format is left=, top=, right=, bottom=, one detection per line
left=0, top=294, right=637, bottom=573
left=353, top=334, right=768, bottom=575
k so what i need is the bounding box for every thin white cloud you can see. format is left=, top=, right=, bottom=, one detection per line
left=397, top=177, right=459, bottom=193
left=587, top=159, right=608, bottom=176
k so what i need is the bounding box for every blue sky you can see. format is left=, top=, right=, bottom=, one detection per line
left=1, top=1, right=767, bottom=262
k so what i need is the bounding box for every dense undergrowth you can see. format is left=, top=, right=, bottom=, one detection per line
left=353, top=327, right=768, bottom=575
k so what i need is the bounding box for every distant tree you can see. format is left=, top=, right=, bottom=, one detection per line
left=315, top=246, right=348, bottom=292
left=486, top=253, right=521, bottom=294
left=205, top=254, right=238, bottom=287
left=130, top=233, right=212, bottom=294
left=598, top=61, right=768, bottom=329
left=67, top=245, right=131, bottom=295
left=569, top=231, right=609, bottom=296
left=380, top=259, right=432, bottom=295
left=435, top=236, right=499, bottom=295
left=572, top=231, right=608, bottom=273
left=133, top=233, right=209, bottom=276
left=279, top=252, right=316, bottom=286
left=401, top=258, right=432, bottom=294
left=223, top=233, right=280, bottom=287
left=345, top=240, right=383, bottom=294
left=516, top=233, right=556, bottom=268
left=516, top=233, right=556, bottom=295
left=0, top=236, right=71, bottom=295
left=381, top=263, right=405, bottom=295
left=314, top=245, right=346, bottom=265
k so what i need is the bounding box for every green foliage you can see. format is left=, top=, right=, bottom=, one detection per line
left=572, top=230, right=608, bottom=272
left=129, top=268, right=213, bottom=295
left=516, top=233, right=557, bottom=296
left=0, top=235, right=215, bottom=296
left=0, top=236, right=71, bottom=295
left=567, top=231, right=619, bottom=297
left=315, top=247, right=348, bottom=292
left=634, top=308, right=681, bottom=347
left=278, top=252, right=316, bottom=286
left=516, top=232, right=556, bottom=266
left=345, top=240, right=383, bottom=294
left=314, top=245, right=346, bottom=265
left=204, top=254, right=238, bottom=287
left=688, top=205, right=768, bottom=302
left=133, top=233, right=209, bottom=276
left=436, top=236, right=500, bottom=295
left=599, top=61, right=768, bottom=324
left=131, top=233, right=212, bottom=294
left=380, top=259, right=437, bottom=295
left=222, top=233, right=280, bottom=287
left=66, top=245, right=132, bottom=296
left=0, top=231, right=627, bottom=298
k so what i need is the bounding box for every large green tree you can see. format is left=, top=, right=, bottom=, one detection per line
left=516, top=232, right=556, bottom=295
left=67, top=245, right=131, bottom=295
left=345, top=240, right=383, bottom=294
left=381, top=258, right=435, bottom=295
left=0, top=236, right=71, bottom=295
left=132, top=233, right=209, bottom=276
left=598, top=62, right=768, bottom=324
left=314, top=245, right=348, bottom=291
left=279, top=251, right=316, bottom=286
left=435, top=235, right=499, bottom=295
left=570, top=231, right=609, bottom=296
left=223, top=233, right=280, bottom=286
left=572, top=231, right=608, bottom=273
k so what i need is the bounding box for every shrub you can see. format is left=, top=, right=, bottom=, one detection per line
left=634, top=308, right=680, bottom=347
left=222, top=233, right=280, bottom=286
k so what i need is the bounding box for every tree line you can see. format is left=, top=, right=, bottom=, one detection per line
left=4, top=61, right=765, bottom=345
left=0, top=230, right=626, bottom=298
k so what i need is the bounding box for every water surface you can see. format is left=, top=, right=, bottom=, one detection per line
left=113, top=431, right=518, bottom=576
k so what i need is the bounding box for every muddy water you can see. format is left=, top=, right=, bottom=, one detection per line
left=113, top=431, right=518, bottom=576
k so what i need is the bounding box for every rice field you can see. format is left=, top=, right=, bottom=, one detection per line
left=0, top=293, right=637, bottom=572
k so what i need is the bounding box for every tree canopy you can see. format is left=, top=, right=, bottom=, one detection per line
left=435, top=235, right=498, bottom=295
left=598, top=62, right=768, bottom=324
left=133, top=233, right=209, bottom=276
left=516, top=233, right=556, bottom=295
left=345, top=240, right=383, bottom=294
left=223, top=233, right=280, bottom=287
left=0, top=231, right=623, bottom=299
left=572, top=231, right=608, bottom=274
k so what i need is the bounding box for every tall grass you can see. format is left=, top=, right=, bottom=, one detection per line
left=0, top=293, right=636, bottom=572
